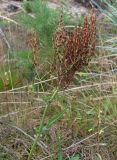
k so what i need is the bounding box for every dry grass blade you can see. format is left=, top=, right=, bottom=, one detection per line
left=0, top=15, right=18, bottom=24
left=63, top=119, right=117, bottom=151
left=0, top=120, right=50, bottom=154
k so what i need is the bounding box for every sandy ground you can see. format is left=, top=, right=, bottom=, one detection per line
left=0, top=0, right=88, bottom=17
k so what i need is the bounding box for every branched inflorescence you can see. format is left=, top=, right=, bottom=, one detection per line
left=29, top=31, right=40, bottom=67
left=53, top=11, right=96, bottom=88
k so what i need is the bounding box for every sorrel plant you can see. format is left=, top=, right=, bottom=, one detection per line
left=53, top=11, right=96, bottom=88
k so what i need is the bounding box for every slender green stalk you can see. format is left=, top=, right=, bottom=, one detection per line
left=28, top=88, right=58, bottom=160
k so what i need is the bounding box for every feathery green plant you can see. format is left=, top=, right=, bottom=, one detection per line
left=18, top=0, right=69, bottom=49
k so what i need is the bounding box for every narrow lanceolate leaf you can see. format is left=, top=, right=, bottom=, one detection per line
left=46, top=107, right=67, bottom=128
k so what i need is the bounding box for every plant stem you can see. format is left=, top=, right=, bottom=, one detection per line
left=28, top=88, right=58, bottom=160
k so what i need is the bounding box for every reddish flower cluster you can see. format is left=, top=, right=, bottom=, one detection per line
left=29, top=31, right=40, bottom=67
left=53, top=12, right=96, bottom=88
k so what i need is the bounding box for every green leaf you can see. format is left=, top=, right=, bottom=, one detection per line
left=69, top=154, right=80, bottom=160
left=46, top=107, right=67, bottom=128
